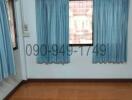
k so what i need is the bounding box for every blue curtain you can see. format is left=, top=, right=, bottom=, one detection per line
left=93, top=0, right=129, bottom=63
left=36, top=0, right=69, bottom=64
left=0, top=0, right=16, bottom=81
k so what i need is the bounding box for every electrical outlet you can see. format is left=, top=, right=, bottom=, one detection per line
left=23, top=24, right=30, bottom=37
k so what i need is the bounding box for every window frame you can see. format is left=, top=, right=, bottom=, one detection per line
left=6, top=0, right=18, bottom=50
left=69, top=0, right=93, bottom=46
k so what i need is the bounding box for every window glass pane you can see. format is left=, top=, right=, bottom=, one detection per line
left=6, top=0, right=17, bottom=48
left=69, top=1, right=93, bottom=44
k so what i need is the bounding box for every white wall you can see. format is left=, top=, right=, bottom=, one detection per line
left=14, top=0, right=27, bottom=80
left=22, top=0, right=132, bottom=79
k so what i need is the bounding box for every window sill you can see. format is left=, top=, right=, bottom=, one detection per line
left=69, top=44, right=93, bottom=46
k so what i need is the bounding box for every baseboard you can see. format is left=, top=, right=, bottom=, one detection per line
left=4, top=79, right=132, bottom=99
left=27, top=79, right=132, bottom=82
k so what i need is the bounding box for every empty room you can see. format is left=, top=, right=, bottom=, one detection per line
left=0, top=0, right=132, bottom=100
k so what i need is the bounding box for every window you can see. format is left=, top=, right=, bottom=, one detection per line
left=6, top=0, right=17, bottom=49
left=69, top=0, right=93, bottom=46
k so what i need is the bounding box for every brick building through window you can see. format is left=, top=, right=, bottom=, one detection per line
left=6, top=0, right=17, bottom=49
left=69, top=1, right=93, bottom=45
